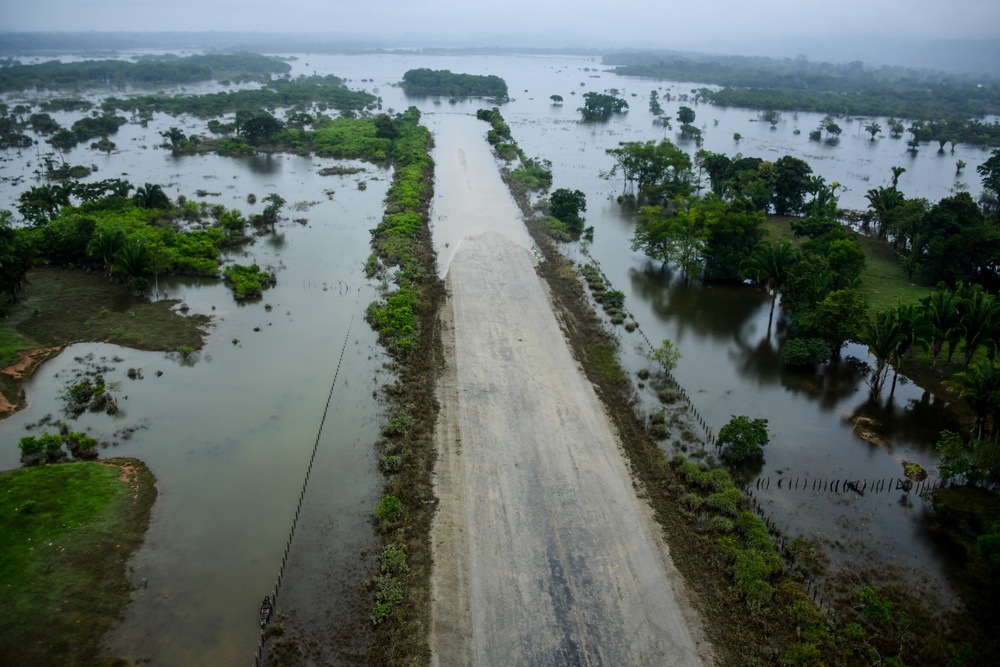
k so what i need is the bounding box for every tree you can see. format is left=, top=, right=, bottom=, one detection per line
left=920, top=192, right=999, bottom=288
left=648, top=90, right=662, bottom=116
left=694, top=150, right=732, bottom=197
left=801, top=288, right=869, bottom=357
left=718, top=415, right=769, bottom=462
left=578, top=92, right=628, bottom=121
left=132, top=183, right=171, bottom=209
left=113, top=238, right=151, bottom=292
left=606, top=139, right=692, bottom=199
left=703, top=198, right=765, bottom=281
left=862, top=310, right=905, bottom=398
left=0, top=209, right=32, bottom=302
left=17, top=183, right=72, bottom=226
left=373, top=113, right=400, bottom=140
left=864, top=121, right=882, bottom=140
left=240, top=111, right=283, bottom=144
left=958, top=289, right=1000, bottom=367
left=87, top=223, right=125, bottom=277
left=921, top=287, right=963, bottom=367
left=650, top=339, right=681, bottom=372
left=771, top=155, right=813, bottom=215
left=947, top=361, right=1000, bottom=441
left=548, top=188, right=587, bottom=234
left=864, top=186, right=905, bottom=240
left=743, top=238, right=800, bottom=322
left=160, top=126, right=187, bottom=148
left=978, top=148, right=1000, bottom=217
left=261, top=193, right=286, bottom=230
left=677, top=106, right=695, bottom=126
left=549, top=95, right=563, bottom=105
left=890, top=166, right=906, bottom=188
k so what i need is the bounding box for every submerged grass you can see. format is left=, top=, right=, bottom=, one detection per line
left=0, top=458, right=156, bottom=667
left=0, top=268, right=210, bottom=415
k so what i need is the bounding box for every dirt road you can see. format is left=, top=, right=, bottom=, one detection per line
left=429, top=115, right=712, bottom=666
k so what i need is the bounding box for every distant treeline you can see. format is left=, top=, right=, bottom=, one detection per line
left=0, top=53, right=291, bottom=92
left=103, top=75, right=377, bottom=118
left=400, top=68, right=508, bottom=99
left=606, top=51, right=1000, bottom=142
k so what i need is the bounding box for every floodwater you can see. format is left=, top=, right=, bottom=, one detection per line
left=0, top=51, right=989, bottom=663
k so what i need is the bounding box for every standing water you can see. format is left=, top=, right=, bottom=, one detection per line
left=0, top=51, right=989, bottom=662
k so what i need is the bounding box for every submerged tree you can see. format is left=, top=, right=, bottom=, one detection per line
left=718, top=415, right=769, bottom=462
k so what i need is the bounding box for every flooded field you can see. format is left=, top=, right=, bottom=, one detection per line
left=0, top=51, right=990, bottom=662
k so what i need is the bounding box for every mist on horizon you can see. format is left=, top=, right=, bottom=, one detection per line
left=3, top=0, right=999, bottom=76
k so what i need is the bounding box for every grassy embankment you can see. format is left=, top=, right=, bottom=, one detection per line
left=0, top=458, right=157, bottom=667
left=352, top=107, right=442, bottom=666
left=0, top=268, right=209, bottom=416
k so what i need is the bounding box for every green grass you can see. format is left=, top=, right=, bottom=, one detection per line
left=762, top=215, right=935, bottom=314
left=0, top=458, right=157, bottom=667
left=0, top=268, right=210, bottom=414
left=856, top=234, right=935, bottom=314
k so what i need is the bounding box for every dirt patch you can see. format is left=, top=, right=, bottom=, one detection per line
left=3, top=346, right=63, bottom=379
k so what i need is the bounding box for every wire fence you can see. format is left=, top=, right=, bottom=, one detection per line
left=251, top=292, right=359, bottom=667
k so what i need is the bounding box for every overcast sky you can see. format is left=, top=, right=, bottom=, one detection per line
left=5, top=0, right=1000, bottom=48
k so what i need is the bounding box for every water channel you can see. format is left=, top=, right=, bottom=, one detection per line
left=0, top=51, right=991, bottom=663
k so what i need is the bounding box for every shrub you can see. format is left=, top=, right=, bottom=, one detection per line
left=781, top=337, right=831, bottom=366
left=600, top=289, right=625, bottom=310
left=650, top=339, right=681, bottom=372
left=373, top=495, right=402, bottom=527
left=380, top=544, right=409, bottom=576
left=222, top=263, right=275, bottom=300
left=718, top=415, right=770, bottom=462
left=383, top=411, right=413, bottom=436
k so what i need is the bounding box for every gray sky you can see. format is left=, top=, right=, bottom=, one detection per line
left=5, top=0, right=1000, bottom=47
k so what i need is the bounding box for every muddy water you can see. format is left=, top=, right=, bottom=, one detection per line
left=0, top=51, right=987, bottom=662
left=424, top=112, right=535, bottom=274
left=1, top=140, right=391, bottom=662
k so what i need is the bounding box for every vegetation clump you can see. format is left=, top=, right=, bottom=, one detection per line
left=400, top=68, right=508, bottom=100
left=222, top=263, right=276, bottom=300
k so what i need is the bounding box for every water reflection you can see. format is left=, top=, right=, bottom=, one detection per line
left=628, top=261, right=766, bottom=342
left=242, top=153, right=282, bottom=175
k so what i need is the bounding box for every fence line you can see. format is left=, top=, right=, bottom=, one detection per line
left=579, top=246, right=715, bottom=446
left=251, top=291, right=360, bottom=666
left=749, top=474, right=946, bottom=498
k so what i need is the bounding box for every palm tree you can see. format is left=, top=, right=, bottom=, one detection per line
left=921, top=288, right=962, bottom=367
left=743, top=238, right=800, bottom=326
left=865, top=186, right=905, bottom=239
left=959, top=290, right=1000, bottom=367
left=864, top=121, right=882, bottom=140
left=87, top=225, right=125, bottom=278
left=113, top=238, right=151, bottom=292
left=133, top=183, right=171, bottom=210
left=890, top=166, right=906, bottom=188
left=947, top=361, right=1000, bottom=442
left=891, top=303, right=931, bottom=397
left=862, top=310, right=906, bottom=399
left=160, top=126, right=187, bottom=148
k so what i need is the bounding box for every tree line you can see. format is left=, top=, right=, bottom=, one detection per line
left=606, top=51, right=1000, bottom=146
left=0, top=52, right=291, bottom=92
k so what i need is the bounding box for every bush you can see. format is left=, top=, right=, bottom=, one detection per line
left=718, top=415, right=770, bottom=462
left=373, top=495, right=402, bottom=528
left=781, top=337, right=831, bottom=366
left=222, top=263, right=275, bottom=300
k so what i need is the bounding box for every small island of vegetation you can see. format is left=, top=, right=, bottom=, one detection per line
left=400, top=68, right=508, bottom=100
